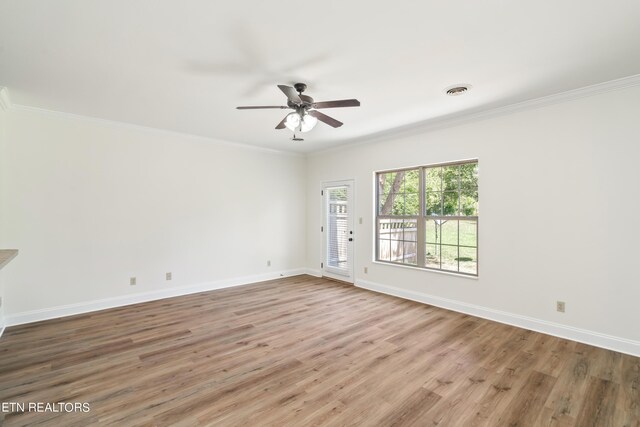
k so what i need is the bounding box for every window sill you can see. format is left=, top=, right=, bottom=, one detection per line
left=372, top=260, right=479, bottom=280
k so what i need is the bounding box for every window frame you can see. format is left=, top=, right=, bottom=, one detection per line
left=375, top=159, right=479, bottom=277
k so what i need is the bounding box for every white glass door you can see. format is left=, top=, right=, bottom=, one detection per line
left=322, top=181, right=354, bottom=282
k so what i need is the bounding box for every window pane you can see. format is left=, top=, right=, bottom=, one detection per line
left=327, top=187, right=349, bottom=270
left=442, top=165, right=459, bottom=191
left=403, top=242, right=417, bottom=265
left=404, top=169, right=420, bottom=193
left=458, top=247, right=477, bottom=275
left=425, top=219, right=441, bottom=244
left=459, top=220, right=477, bottom=247
left=403, top=220, right=418, bottom=242
left=379, top=219, right=392, bottom=240
left=378, top=171, right=404, bottom=215
left=329, top=187, right=347, bottom=201
left=441, top=220, right=458, bottom=245
left=379, top=192, right=390, bottom=214
left=405, top=193, right=419, bottom=215
left=426, top=192, right=442, bottom=216
left=393, top=193, right=407, bottom=215
left=459, top=163, right=478, bottom=191
left=425, top=244, right=440, bottom=268
left=378, top=172, right=397, bottom=194
left=443, top=192, right=459, bottom=215
left=378, top=239, right=391, bottom=261
left=390, top=224, right=403, bottom=240
left=425, top=167, right=442, bottom=192
left=441, top=245, right=459, bottom=272
left=460, top=190, right=478, bottom=216
left=390, top=239, right=403, bottom=262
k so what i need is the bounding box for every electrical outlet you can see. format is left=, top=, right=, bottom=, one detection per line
left=556, top=301, right=565, bottom=313
left=130, top=277, right=136, bottom=286
left=364, top=267, right=368, bottom=274
left=267, top=260, right=271, bottom=267
left=359, top=217, right=363, bottom=224
left=0, top=296, right=3, bottom=308
left=166, top=272, right=172, bottom=281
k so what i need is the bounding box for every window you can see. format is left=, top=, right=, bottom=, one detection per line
left=376, top=160, right=478, bottom=276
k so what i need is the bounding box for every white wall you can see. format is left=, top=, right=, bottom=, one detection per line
left=306, top=85, right=640, bottom=351
left=0, top=108, right=307, bottom=321
left=2, top=82, right=639, bottom=355
left=0, top=91, right=8, bottom=330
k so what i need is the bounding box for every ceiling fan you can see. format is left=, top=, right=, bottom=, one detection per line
left=236, top=83, right=360, bottom=140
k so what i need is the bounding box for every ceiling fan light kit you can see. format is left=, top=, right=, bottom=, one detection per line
left=237, top=83, right=361, bottom=140
left=284, top=111, right=318, bottom=132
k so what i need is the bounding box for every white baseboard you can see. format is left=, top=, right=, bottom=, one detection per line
left=4, top=268, right=307, bottom=327
left=356, top=279, right=640, bottom=357
left=305, top=268, right=322, bottom=277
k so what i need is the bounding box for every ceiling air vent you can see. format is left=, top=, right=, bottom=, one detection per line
left=445, top=85, right=470, bottom=96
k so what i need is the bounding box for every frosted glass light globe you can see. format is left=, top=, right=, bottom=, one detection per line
left=300, top=114, right=318, bottom=132
left=284, top=112, right=301, bottom=131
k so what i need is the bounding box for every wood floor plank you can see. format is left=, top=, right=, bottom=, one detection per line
left=543, top=342, right=599, bottom=421
left=375, top=387, right=442, bottom=426
left=575, top=377, right=620, bottom=427
left=494, top=370, right=557, bottom=426
left=419, top=366, right=494, bottom=426
left=0, top=275, right=638, bottom=426
left=616, top=355, right=640, bottom=427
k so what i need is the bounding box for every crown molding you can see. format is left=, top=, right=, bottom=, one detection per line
left=9, top=103, right=304, bottom=158
left=4, top=73, right=640, bottom=156
left=310, top=73, right=640, bottom=156
left=0, top=87, right=12, bottom=112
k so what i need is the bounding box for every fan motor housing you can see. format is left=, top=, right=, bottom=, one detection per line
left=287, top=94, right=314, bottom=109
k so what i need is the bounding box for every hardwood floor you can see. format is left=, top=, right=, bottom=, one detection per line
left=0, top=275, right=638, bottom=426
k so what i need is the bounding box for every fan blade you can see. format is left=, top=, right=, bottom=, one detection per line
left=275, top=116, right=287, bottom=129
left=236, top=106, right=289, bottom=109
left=308, top=110, right=343, bottom=128
left=312, top=99, right=360, bottom=109
left=278, top=85, right=302, bottom=104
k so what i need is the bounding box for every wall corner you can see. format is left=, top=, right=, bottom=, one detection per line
left=0, top=87, right=12, bottom=112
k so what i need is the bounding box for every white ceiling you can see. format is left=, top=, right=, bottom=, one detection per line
left=1, top=1, right=639, bottom=153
